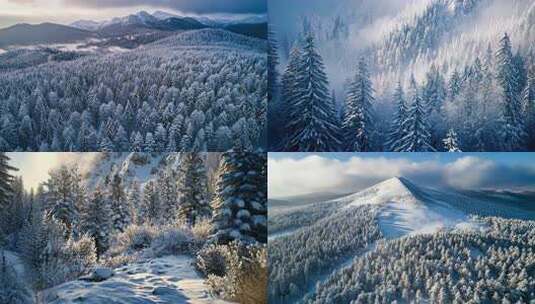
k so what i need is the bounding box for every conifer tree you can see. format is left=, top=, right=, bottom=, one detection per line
left=80, top=187, right=111, bottom=257
left=400, top=77, right=435, bottom=152
left=386, top=82, right=408, bottom=151
left=285, top=35, right=342, bottom=151
left=177, top=153, right=211, bottom=225
left=139, top=180, right=160, bottom=224
left=211, top=152, right=267, bottom=244
left=342, top=58, right=375, bottom=151
left=443, top=129, right=462, bottom=152
left=107, top=174, right=132, bottom=232
left=157, top=170, right=179, bottom=224
left=0, top=153, right=17, bottom=209
left=496, top=33, right=526, bottom=150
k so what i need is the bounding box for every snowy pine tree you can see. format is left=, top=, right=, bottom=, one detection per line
left=139, top=180, right=160, bottom=224
left=342, top=58, right=375, bottom=151
left=268, top=28, right=279, bottom=102
left=211, top=152, right=267, bottom=244
left=496, top=33, right=526, bottom=150
left=106, top=174, right=132, bottom=232
left=400, top=76, right=435, bottom=152
left=43, top=165, right=81, bottom=239
left=443, top=129, right=462, bottom=152
left=0, top=152, right=17, bottom=211
left=386, top=82, right=408, bottom=152
left=80, top=187, right=111, bottom=257
left=285, top=35, right=342, bottom=151
left=157, top=170, right=179, bottom=224
left=177, top=153, right=211, bottom=225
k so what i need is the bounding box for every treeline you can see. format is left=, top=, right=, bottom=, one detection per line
left=269, top=31, right=535, bottom=151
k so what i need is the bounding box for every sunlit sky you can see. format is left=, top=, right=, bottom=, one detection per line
left=0, top=0, right=267, bottom=28
left=7, top=153, right=99, bottom=191
left=269, top=153, right=535, bottom=198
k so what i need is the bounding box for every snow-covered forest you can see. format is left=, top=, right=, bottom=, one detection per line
left=268, top=0, right=535, bottom=151
left=0, top=152, right=267, bottom=303
left=268, top=176, right=535, bottom=303
left=0, top=28, right=267, bottom=152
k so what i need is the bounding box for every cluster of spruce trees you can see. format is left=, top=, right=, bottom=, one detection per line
left=0, top=152, right=267, bottom=297
left=310, top=216, right=535, bottom=304
left=269, top=31, right=535, bottom=152
left=269, top=205, right=382, bottom=303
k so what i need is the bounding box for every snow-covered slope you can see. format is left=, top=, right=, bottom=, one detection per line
left=43, top=255, right=232, bottom=304
left=82, top=153, right=182, bottom=190
left=339, top=177, right=468, bottom=237
left=330, top=177, right=535, bottom=238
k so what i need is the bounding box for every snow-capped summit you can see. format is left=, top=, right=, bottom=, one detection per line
left=335, top=176, right=418, bottom=208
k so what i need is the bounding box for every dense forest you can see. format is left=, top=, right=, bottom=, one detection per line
left=309, top=217, right=535, bottom=304
left=0, top=152, right=267, bottom=303
left=268, top=0, right=535, bottom=152
left=0, top=29, right=267, bottom=152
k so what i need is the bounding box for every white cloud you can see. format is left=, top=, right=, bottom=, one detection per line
left=268, top=155, right=535, bottom=198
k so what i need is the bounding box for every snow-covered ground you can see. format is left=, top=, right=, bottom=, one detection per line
left=42, top=255, right=232, bottom=304
left=341, top=177, right=468, bottom=238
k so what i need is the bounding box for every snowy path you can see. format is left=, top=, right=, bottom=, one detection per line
left=42, top=255, right=233, bottom=304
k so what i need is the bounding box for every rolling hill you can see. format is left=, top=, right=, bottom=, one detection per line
left=0, top=23, right=95, bottom=48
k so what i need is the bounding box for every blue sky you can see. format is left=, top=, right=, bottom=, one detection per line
left=269, top=153, right=535, bottom=198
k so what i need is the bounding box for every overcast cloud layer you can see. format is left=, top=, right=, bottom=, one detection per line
left=63, top=0, right=266, bottom=14
left=268, top=155, right=535, bottom=198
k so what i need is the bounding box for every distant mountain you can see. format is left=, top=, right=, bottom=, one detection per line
left=97, top=11, right=206, bottom=36
left=70, top=20, right=101, bottom=31
left=0, top=23, right=95, bottom=48
left=224, top=22, right=267, bottom=39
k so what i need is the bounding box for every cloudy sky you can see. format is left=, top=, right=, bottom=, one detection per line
left=0, top=0, right=266, bottom=28
left=269, top=153, right=535, bottom=198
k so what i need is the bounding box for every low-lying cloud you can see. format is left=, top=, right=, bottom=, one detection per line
left=268, top=155, right=535, bottom=198
left=63, top=0, right=267, bottom=14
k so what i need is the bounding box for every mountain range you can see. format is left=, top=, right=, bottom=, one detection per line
left=0, top=10, right=267, bottom=49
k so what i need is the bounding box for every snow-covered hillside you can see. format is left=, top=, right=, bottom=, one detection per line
left=268, top=177, right=535, bottom=303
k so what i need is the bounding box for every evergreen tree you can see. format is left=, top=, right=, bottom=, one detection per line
left=496, top=33, right=526, bottom=150
left=177, top=153, right=211, bottom=225
left=211, top=152, right=267, bottom=244
left=43, top=166, right=80, bottom=238
left=342, top=58, right=375, bottom=151
left=268, top=28, right=280, bottom=102
left=139, top=181, right=160, bottom=224
left=157, top=170, right=179, bottom=224
left=80, top=187, right=111, bottom=257
left=386, top=82, right=408, bottom=151
left=107, top=174, right=132, bottom=232
left=400, top=76, right=435, bottom=152
left=443, top=129, right=462, bottom=152
left=285, top=35, right=342, bottom=151
left=0, top=153, right=18, bottom=210
left=127, top=180, right=142, bottom=224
